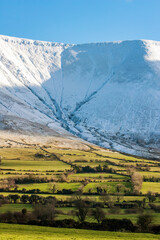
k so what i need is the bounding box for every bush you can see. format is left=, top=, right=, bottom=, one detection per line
left=35, top=153, right=45, bottom=158
left=102, top=218, right=134, bottom=231
left=108, top=207, right=121, bottom=214
left=125, top=208, right=144, bottom=214
left=92, top=207, right=106, bottom=224
left=149, top=203, right=160, bottom=213
left=52, top=219, right=77, bottom=228
left=33, top=199, right=56, bottom=221
left=137, top=214, right=153, bottom=232
left=151, top=225, right=160, bottom=234
left=74, top=196, right=90, bottom=223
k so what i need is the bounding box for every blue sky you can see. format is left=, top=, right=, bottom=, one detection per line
left=0, top=0, right=160, bottom=44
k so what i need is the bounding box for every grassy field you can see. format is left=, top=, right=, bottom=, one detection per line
left=1, top=159, right=70, bottom=171
left=83, top=181, right=131, bottom=193
left=140, top=171, right=160, bottom=178
left=142, top=182, right=160, bottom=194
left=68, top=173, right=128, bottom=179
left=0, top=203, right=32, bottom=213
left=0, top=223, right=160, bottom=240
left=0, top=146, right=160, bottom=235
left=17, top=182, right=82, bottom=192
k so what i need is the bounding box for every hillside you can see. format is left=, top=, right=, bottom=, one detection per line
left=0, top=35, right=160, bottom=158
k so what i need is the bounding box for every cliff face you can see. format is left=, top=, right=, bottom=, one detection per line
left=1, top=35, right=160, bottom=158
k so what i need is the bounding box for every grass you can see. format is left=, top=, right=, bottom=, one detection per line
left=0, top=148, right=48, bottom=161
left=68, top=173, right=128, bottom=180
left=1, top=159, right=70, bottom=171
left=72, top=161, right=108, bottom=167
left=142, top=182, right=160, bottom=194
left=1, top=146, right=160, bottom=239
left=0, top=204, right=32, bottom=213
left=1, top=204, right=160, bottom=225
left=92, top=150, right=159, bottom=164
left=56, top=208, right=160, bottom=224
left=106, top=212, right=160, bottom=225
left=150, top=167, right=160, bottom=172
left=140, top=171, right=160, bottom=178
left=17, top=182, right=82, bottom=192
left=0, top=223, right=160, bottom=240
left=83, top=182, right=131, bottom=193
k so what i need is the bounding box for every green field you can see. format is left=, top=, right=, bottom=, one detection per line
left=68, top=173, right=128, bottom=179
left=0, top=223, right=159, bottom=240
left=0, top=147, right=160, bottom=237
left=1, top=159, right=70, bottom=171
left=0, top=203, right=32, bottom=213
left=17, top=182, right=81, bottom=192
left=142, top=182, right=160, bottom=194
left=140, top=171, right=160, bottom=178
left=83, top=181, right=131, bottom=193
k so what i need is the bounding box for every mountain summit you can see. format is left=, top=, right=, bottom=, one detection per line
left=1, top=35, right=160, bottom=158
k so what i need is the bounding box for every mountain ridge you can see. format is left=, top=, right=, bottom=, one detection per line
left=0, top=35, right=160, bottom=158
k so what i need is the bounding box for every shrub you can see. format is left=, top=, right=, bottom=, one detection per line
left=125, top=208, right=144, bottom=214
left=74, top=196, right=90, bottom=223
left=137, top=213, right=153, bottom=232
left=35, top=153, right=45, bottom=158
left=108, top=207, right=121, bottom=214
left=102, top=218, right=134, bottom=231
left=33, top=199, right=56, bottom=221
left=92, top=207, right=106, bottom=224
left=149, top=203, right=160, bottom=213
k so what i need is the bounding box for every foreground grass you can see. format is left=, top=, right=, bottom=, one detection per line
left=0, top=223, right=160, bottom=240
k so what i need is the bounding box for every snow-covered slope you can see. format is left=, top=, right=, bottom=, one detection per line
left=1, top=35, right=160, bottom=158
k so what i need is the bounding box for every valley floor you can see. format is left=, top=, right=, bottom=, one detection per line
left=0, top=146, right=160, bottom=235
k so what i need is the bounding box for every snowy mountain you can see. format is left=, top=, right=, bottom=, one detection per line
left=1, top=35, right=160, bottom=158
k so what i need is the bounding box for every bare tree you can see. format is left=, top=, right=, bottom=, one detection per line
left=0, top=178, right=16, bottom=190
left=74, top=196, right=89, bottom=223
left=48, top=182, right=56, bottom=193
left=100, top=193, right=115, bottom=208
left=131, top=171, right=143, bottom=194
left=137, top=213, right=153, bottom=232
left=33, top=199, right=56, bottom=221
left=92, top=207, right=106, bottom=224
left=116, top=184, right=124, bottom=202
left=146, top=191, right=156, bottom=203
left=59, top=174, right=67, bottom=182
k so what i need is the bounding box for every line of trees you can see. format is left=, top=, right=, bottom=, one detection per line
left=0, top=194, right=157, bottom=233
left=72, top=164, right=116, bottom=174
